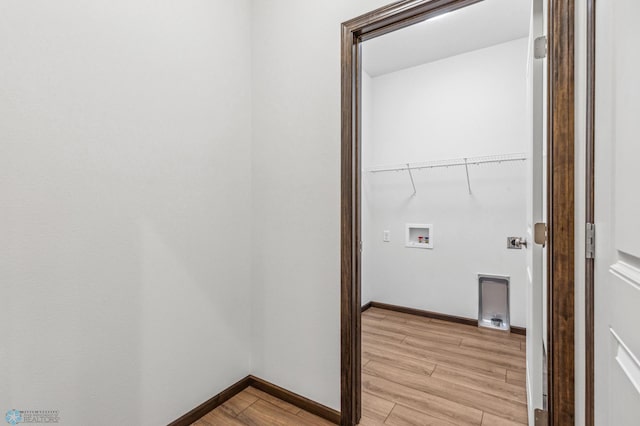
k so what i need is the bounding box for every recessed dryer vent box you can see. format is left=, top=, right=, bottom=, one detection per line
left=405, top=224, right=433, bottom=249
left=478, top=274, right=510, bottom=331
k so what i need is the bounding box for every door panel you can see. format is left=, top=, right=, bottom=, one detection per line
left=525, top=0, right=546, bottom=422
left=612, top=0, right=640, bottom=259
left=595, top=0, right=640, bottom=424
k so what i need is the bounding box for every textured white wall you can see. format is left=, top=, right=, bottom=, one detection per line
left=362, top=39, right=529, bottom=327
left=250, top=0, right=392, bottom=411
left=0, top=1, right=253, bottom=425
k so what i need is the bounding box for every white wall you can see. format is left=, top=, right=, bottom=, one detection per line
left=0, top=1, right=253, bottom=425
left=250, top=0, right=392, bottom=411
left=362, top=39, right=529, bottom=327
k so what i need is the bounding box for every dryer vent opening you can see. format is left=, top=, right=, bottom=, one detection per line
left=478, top=274, right=510, bottom=331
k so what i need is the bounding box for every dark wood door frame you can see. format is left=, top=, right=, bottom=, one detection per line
left=340, top=1, right=576, bottom=425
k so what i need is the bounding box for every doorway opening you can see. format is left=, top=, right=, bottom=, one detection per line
left=341, top=0, right=575, bottom=425
left=359, top=1, right=533, bottom=422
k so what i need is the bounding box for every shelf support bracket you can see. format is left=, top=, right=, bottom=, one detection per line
left=406, top=163, right=417, bottom=196
left=464, top=158, right=472, bottom=195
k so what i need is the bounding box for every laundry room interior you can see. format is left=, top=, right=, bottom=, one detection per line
left=360, top=9, right=531, bottom=331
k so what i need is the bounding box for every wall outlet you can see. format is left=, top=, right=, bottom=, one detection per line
left=383, top=230, right=390, bottom=242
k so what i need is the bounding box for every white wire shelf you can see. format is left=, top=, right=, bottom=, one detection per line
left=365, top=153, right=527, bottom=173
left=364, top=153, right=527, bottom=196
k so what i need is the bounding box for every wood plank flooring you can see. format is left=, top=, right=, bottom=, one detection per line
left=191, top=386, right=334, bottom=426
left=192, top=307, right=527, bottom=425
left=359, top=308, right=527, bottom=426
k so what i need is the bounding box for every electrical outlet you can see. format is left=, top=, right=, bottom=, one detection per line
left=383, top=230, right=390, bottom=242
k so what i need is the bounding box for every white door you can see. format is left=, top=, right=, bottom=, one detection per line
left=594, top=1, right=640, bottom=424
left=525, top=0, right=547, bottom=423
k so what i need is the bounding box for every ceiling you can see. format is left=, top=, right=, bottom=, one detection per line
left=362, top=0, right=531, bottom=77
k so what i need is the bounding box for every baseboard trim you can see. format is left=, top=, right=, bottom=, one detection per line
left=510, top=326, right=526, bottom=336
left=369, top=301, right=477, bottom=326
left=168, top=375, right=340, bottom=425
left=368, top=301, right=526, bottom=336
left=248, top=375, right=340, bottom=424
left=361, top=301, right=373, bottom=313
left=168, top=375, right=252, bottom=426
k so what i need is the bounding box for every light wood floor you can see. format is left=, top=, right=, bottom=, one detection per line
left=359, top=307, right=527, bottom=426
left=193, top=307, right=527, bottom=425
left=191, top=386, right=334, bottom=426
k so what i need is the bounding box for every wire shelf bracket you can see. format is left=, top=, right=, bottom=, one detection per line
left=463, top=158, right=472, bottom=195
left=406, top=163, right=417, bottom=196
